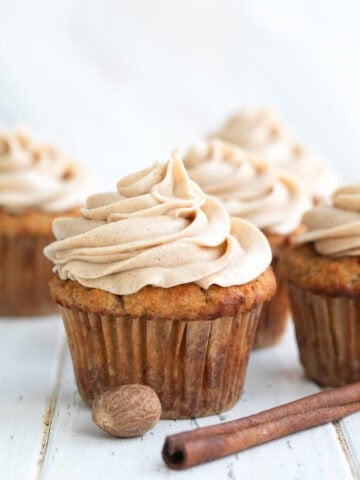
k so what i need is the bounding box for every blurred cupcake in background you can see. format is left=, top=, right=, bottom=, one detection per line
left=211, top=107, right=338, bottom=204
left=0, top=126, right=90, bottom=316
left=281, top=184, right=360, bottom=386
left=44, top=152, right=275, bottom=418
left=184, top=139, right=311, bottom=348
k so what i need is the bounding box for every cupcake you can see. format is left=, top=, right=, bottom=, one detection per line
left=212, top=107, right=338, bottom=204
left=44, top=153, right=275, bottom=419
left=184, top=139, right=311, bottom=348
left=281, top=184, right=360, bottom=386
left=0, top=126, right=90, bottom=316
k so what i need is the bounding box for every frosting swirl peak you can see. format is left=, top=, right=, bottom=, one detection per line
left=297, top=184, right=360, bottom=257
left=213, top=107, right=338, bottom=201
left=44, top=152, right=272, bottom=295
left=0, top=126, right=89, bottom=213
left=184, top=140, right=311, bottom=235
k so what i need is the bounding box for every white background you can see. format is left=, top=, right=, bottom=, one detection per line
left=0, top=0, right=359, bottom=189
left=1, top=2, right=360, bottom=479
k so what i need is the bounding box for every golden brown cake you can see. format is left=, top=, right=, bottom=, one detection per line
left=183, top=140, right=310, bottom=348
left=255, top=225, right=306, bottom=348
left=281, top=185, right=360, bottom=386
left=44, top=153, right=276, bottom=418
left=0, top=126, right=89, bottom=316
left=0, top=208, right=79, bottom=316
left=50, top=269, right=275, bottom=418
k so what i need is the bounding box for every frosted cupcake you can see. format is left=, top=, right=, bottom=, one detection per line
left=0, top=126, right=90, bottom=316
left=281, top=184, right=360, bottom=386
left=212, top=107, right=338, bottom=204
left=184, top=139, right=311, bottom=348
left=44, top=153, right=275, bottom=418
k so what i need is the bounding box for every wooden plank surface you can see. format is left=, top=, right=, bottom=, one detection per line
left=0, top=317, right=64, bottom=480
left=338, top=415, right=360, bottom=478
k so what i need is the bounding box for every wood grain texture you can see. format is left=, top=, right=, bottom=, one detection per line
left=0, top=317, right=64, bottom=479
left=337, top=416, right=360, bottom=478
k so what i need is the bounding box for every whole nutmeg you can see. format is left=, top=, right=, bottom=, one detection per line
left=92, top=384, right=162, bottom=437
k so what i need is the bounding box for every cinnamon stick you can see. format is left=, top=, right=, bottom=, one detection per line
left=162, top=381, right=360, bottom=470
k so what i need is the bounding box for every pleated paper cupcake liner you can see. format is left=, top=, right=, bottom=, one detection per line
left=254, top=258, right=289, bottom=349
left=59, top=304, right=262, bottom=419
left=0, top=232, right=57, bottom=316
left=288, top=282, right=360, bottom=386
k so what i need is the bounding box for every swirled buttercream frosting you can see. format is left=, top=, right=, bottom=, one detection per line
left=0, top=126, right=90, bottom=213
left=44, top=152, right=272, bottom=295
left=184, top=140, right=311, bottom=235
left=297, top=184, right=360, bottom=257
left=212, top=107, right=338, bottom=201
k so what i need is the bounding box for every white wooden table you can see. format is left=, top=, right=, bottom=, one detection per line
left=1, top=316, right=359, bottom=480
